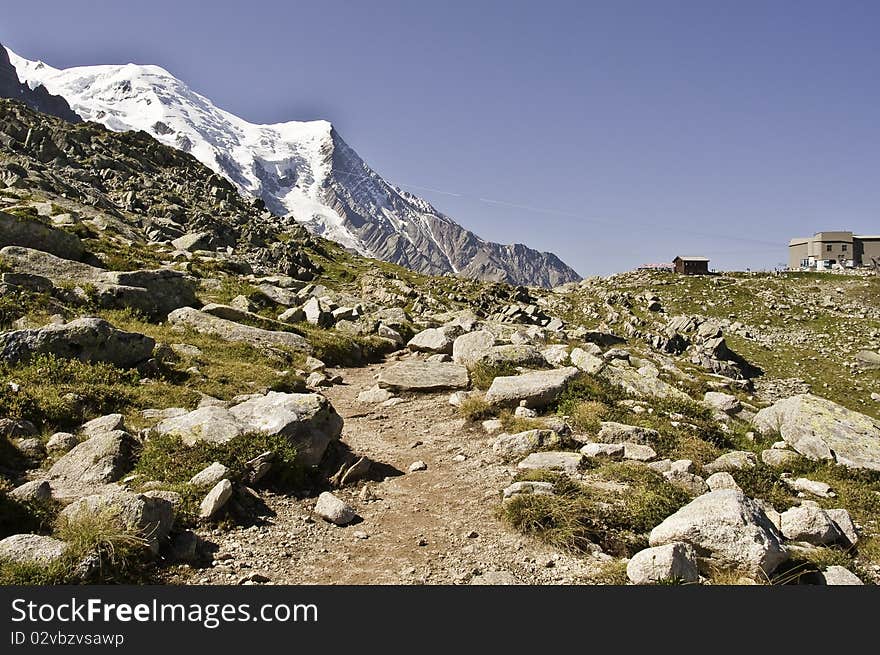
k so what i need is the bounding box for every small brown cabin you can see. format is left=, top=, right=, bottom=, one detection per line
left=673, top=256, right=710, bottom=275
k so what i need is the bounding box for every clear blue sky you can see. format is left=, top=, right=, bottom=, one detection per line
left=3, top=1, right=879, bottom=275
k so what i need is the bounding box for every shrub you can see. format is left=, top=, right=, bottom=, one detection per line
left=458, top=396, right=495, bottom=422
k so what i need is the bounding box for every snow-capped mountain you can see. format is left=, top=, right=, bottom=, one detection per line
left=6, top=47, right=580, bottom=287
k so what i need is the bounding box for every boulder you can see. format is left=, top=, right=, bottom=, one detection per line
left=753, top=394, right=880, bottom=471
left=9, top=479, right=52, bottom=502
left=60, top=490, right=175, bottom=553
left=649, top=490, right=788, bottom=576
left=0, top=534, right=68, bottom=564
left=570, top=347, right=604, bottom=374
left=407, top=326, right=462, bottom=354
left=492, top=430, right=558, bottom=459
left=662, top=470, right=709, bottom=496
left=485, top=367, right=580, bottom=408
left=579, top=443, right=625, bottom=460
left=0, top=210, right=85, bottom=260
left=48, top=430, right=137, bottom=484
left=80, top=414, right=125, bottom=438
left=622, top=443, right=657, bottom=462
left=705, top=472, right=742, bottom=492
left=541, top=344, right=570, bottom=367
left=481, top=345, right=546, bottom=368
left=198, top=480, right=233, bottom=520
left=819, top=566, right=863, bottom=585
left=502, top=481, right=556, bottom=500
left=704, top=392, right=742, bottom=415
left=760, top=448, right=801, bottom=468
left=702, top=451, right=757, bottom=475
left=826, top=509, right=858, bottom=546
left=156, top=392, right=343, bottom=467
left=377, top=361, right=470, bottom=391
left=626, top=543, right=700, bottom=585
left=357, top=385, right=395, bottom=404
left=155, top=406, right=245, bottom=444
left=516, top=451, right=585, bottom=475
left=314, top=491, right=356, bottom=525
left=452, top=330, right=496, bottom=366
left=167, top=307, right=311, bottom=353
left=0, top=318, right=155, bottom=367
left=597, top=422, right=659, bottom=445
left=302, top=297, right=334, bottom=328
left=779, top=505, right=842, bottom=545
left=855, top=350, right=880, bottom=369
left=171, top=231, right=214, bottom=252
left=0, top=247, right=196, bottom=318
left=189, top=462, right=230, bottom=488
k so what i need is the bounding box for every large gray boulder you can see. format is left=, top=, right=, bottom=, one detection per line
left=48, top=430, right=137, bottom=484
left=167, top=307, right=311, bottom=353
left=0, top=317, right=155, bottom=367
left=485, top=367, right=580, bottom=408
left=407, top=326, right=462, bottom=354
left=452, top=330, right=496, bottom=366
left=377, top=361, right=470, bottom=391
left=59, top=490, right=175, bottom=553
left=649, top=490, right=788, bottom=576
left=0, top=534, right=68, bottom=564
left=154, top=392, right=342, bottom=467
left=492, top=429, right=558, bottom=460
left=626, top=542, right=700, bottom=585
left=753, top=394, right=880, bottom=471
left=779, top=505, right=843, bottom=545
left=570, top=347, right=604, bottom=374
left=0, top=211, right=85, bottom=260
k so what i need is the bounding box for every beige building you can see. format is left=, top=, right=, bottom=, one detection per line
left=788, top=231, right=880, bottom=270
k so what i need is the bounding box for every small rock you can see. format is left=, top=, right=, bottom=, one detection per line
left=819, top=566, right=863, bottom=585
left=705, top=472, right=742, bottom=492
left=9, top=480, right=52, bottom=502
left=409, top=460, right=428, bottom=472
left=580, top=443, right=625, bottom=460
left=189, top=462, right=230, bottom=488
left=623, top=443, right=657, bottom=461
left=46, top=432, right=78, bottom=453
left=314, top=491, right=356, bottom=525
left=198, top=479, right=233, bottom=520
left=502, top=481, right=555, bottom=499
left=626, top=542, right=700, bottom=585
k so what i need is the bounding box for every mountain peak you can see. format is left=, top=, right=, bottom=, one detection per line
left=7, top=48, right=580, bottom=286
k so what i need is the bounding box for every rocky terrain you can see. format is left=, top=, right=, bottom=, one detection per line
left=1, top=97, right=879, bottom=586
left=5, top=45, right=581, bottom=288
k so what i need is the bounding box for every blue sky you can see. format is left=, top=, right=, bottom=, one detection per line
left=3, top=1, right=878, bottom=275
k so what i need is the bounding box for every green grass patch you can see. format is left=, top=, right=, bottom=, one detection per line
left=503, top=462, right=690, bottom=556
left=469, top=361, right=521, bottom=390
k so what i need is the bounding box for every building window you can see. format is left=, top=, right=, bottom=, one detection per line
left=842, top=244, right=848, bottom=251
left=826, top=244, right=833, bottom=252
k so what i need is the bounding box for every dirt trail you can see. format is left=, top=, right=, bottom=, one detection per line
left=171, top=356, right=603, bottom=585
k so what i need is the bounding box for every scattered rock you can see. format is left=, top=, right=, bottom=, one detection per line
left=626, top=542, right=700, bottom=585
left=189, top=462, right=230, bottom=488
left=703, top=391, right=742, bottom=415
left=779, top=505, right=842, bottom=545
left=377, top=361, right=469, bottom=391
left=502, top=481, right=555, bottom=500
left=517, top=451, right=585, bottom=475
left=9, top=479, right=52, bottom=502
left=48, top=430, right=137, bottom=484
left=198, top=480, right=234, bottom=520
left=705, top=472, right=742, bottom=492
left=819, top=566, right=863, bottom=585
left=485, top=367, right=580, bottom=408
left=597, top=422, right=659, bottom=445
left=0, top=534, right=68, bottom=564
left=314, top=491, right=356, bottom=525
left=579, top=443, right=625, bottom=460
left=649, top=490, right=788, bottom=576
left=409, top=460, right=428, bottom=472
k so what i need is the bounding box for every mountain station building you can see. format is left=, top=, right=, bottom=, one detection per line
left=788, top=232, right=880, bottom=271
left=673, top=256, right=710, bottom=275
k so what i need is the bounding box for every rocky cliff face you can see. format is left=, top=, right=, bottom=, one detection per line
left=0, top=44, right=80, bottom=123
left=6, top=47, right=580, bottom=287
